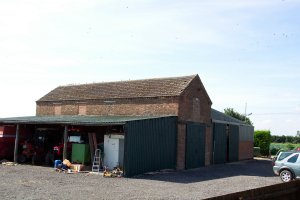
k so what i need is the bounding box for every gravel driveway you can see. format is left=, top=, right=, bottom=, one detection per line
left=0, top=158, right=281, bottom=200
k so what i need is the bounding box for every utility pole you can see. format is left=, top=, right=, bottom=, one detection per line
left=244, top=102, right=247, bottom=122
left=244, top=102, right=252, bottom=123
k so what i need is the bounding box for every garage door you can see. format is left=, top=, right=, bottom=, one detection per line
left=185, top=123, right=206, bottom=169
left=229, top=125, right=239, bottom=162
left=124, top=117, right=177, bottom=177
left=213, top=123, right=227, bottom=164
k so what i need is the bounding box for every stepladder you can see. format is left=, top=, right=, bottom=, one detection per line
left=92, top=149, right=103, bottom=172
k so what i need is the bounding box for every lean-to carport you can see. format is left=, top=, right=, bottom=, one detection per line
left=0, top=115, right=178, bottom=177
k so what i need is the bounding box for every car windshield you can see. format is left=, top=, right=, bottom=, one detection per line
left=278, top=152, right=293, bottom=161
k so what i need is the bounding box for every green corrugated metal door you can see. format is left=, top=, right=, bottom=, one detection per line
left=124, top=117, right=177, bottom=177
left=229, top=125, right=239, bottom=162
left=213, top=123, right=227, bottom=164
left=185, top=123, right=206, bottom=169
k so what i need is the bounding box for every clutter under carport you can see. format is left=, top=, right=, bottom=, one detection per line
left=103, top=167, right=123, bottom=178
left=54, top=158, right=124, bottom=177
left=0, top=159, right=18, bottom=166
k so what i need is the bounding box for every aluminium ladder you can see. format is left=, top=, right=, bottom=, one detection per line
left=92, top=149, right=102, bottom=172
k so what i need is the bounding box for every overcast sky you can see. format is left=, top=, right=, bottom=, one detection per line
left=0, top=0, right=299, bottom=136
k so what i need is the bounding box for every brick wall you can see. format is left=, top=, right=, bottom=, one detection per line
left=178, top=76, right=211, bottom=123
left=239, top=125, right=254, bottom=160
left=36, top=97, right=179, bottom=116
left=206, top=180, right=300, bottom=200
left=36, top=104, right=55, bottom=116
left=205, top=126, right=212, bottom=165
left=239, top=141, right=253, bottom=160
left=177, top=76, right=212, bottom=167
left=87, top=102, right=178, bottom=116
left=176, top=123, right=186, bottom=170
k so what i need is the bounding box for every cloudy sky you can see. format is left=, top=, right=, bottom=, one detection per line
left=0, top=0, right=299, bottom=136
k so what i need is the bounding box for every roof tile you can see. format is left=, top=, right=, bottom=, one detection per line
left=37, top=75, right=197, bottom=102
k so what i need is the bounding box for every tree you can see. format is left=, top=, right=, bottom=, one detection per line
left=254, top=130, right=271, bottom=156
left=224, top=108, right=253, bottom=125
left=271, top=135, right=282, bottom=143
left=280, top=135, right=286, bottom=143
left=270, top=134, right=300, bottom=144
left=285, top=136, right=294, bottom=143
left=294, top=137, right=300, bottom=144
left=294, top=131, right=300, bottom=143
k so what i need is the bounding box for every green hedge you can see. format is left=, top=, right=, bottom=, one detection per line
left=269, top=143, right=300, bottom=155
left=254, top=130, right=271, bottom=156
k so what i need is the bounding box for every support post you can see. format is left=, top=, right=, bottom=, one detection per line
left=14, top=124, right=20, bottom=163
left=63, top=125, right=68, bottom=160
left=88, top=133, right=95, bottom=164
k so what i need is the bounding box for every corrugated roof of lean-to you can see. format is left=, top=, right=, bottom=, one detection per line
left=211, top=108, right=249, bottom=126
left=0, top=115, right=177, bottom=126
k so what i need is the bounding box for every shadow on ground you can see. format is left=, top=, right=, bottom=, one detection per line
left=133, top=158, right=276, bottom=184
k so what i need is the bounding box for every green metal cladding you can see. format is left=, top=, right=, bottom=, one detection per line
left=123, top=117, right=177, bottom=177
left=212, top=123, right=240, bottom=164
left=212, top=123, right=227, bottom=164
left=185, top=123, right=206, bottom=169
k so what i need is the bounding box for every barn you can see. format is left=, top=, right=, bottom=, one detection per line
left=0, top=74, right=254, bottom=176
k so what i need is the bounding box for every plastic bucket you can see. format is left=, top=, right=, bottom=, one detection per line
left=54, top=160, right=62, bottom=168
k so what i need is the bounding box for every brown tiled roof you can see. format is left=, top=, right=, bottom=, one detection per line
left=37, top=75, right=198, bottom=102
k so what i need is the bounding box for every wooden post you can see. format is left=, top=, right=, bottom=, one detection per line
left=92, top=133, right=97, bottom=150
left=63, top=125, right=68, bottom=160
left=14, top=124, right=20, bottom=163
left=88, top=133, right=95, bottom=164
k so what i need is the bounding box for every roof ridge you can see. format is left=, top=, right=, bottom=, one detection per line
left=58, top=74, right=198, bottom=88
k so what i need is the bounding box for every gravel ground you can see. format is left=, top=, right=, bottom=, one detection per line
left=0, top=158, right=281, bottom=200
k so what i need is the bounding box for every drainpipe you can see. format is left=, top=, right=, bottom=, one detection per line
left=63, top=125, right=68, bottom=160
left=14, top=124, right=20, bottom=163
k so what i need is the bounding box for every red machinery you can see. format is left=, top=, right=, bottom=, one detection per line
left=0, top=125, right=33, bottom=160
left=18, top=140, right=36, bottom=163
left=53, top=142, right=72, bottom=160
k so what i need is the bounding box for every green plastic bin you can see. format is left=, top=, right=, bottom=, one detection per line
left=71, top=143, right=90, bottom=164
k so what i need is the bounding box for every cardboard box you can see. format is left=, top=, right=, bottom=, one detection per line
left=70, top=164, right=84, bottom=172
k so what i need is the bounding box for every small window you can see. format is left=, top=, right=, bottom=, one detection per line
left=78, top=104, right=87, bottom=115
left=69, top=136, right=81, bottom=143
left=288, top=154, right=299, bottom=163
left=54, top=105, right=62, bottom=115
left=192, top=97, right=200, bottom=119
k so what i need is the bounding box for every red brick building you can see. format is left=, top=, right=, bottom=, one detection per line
left=0, top=74, right=253, bottom=174
left=36, top=74, right=212, bottom=169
